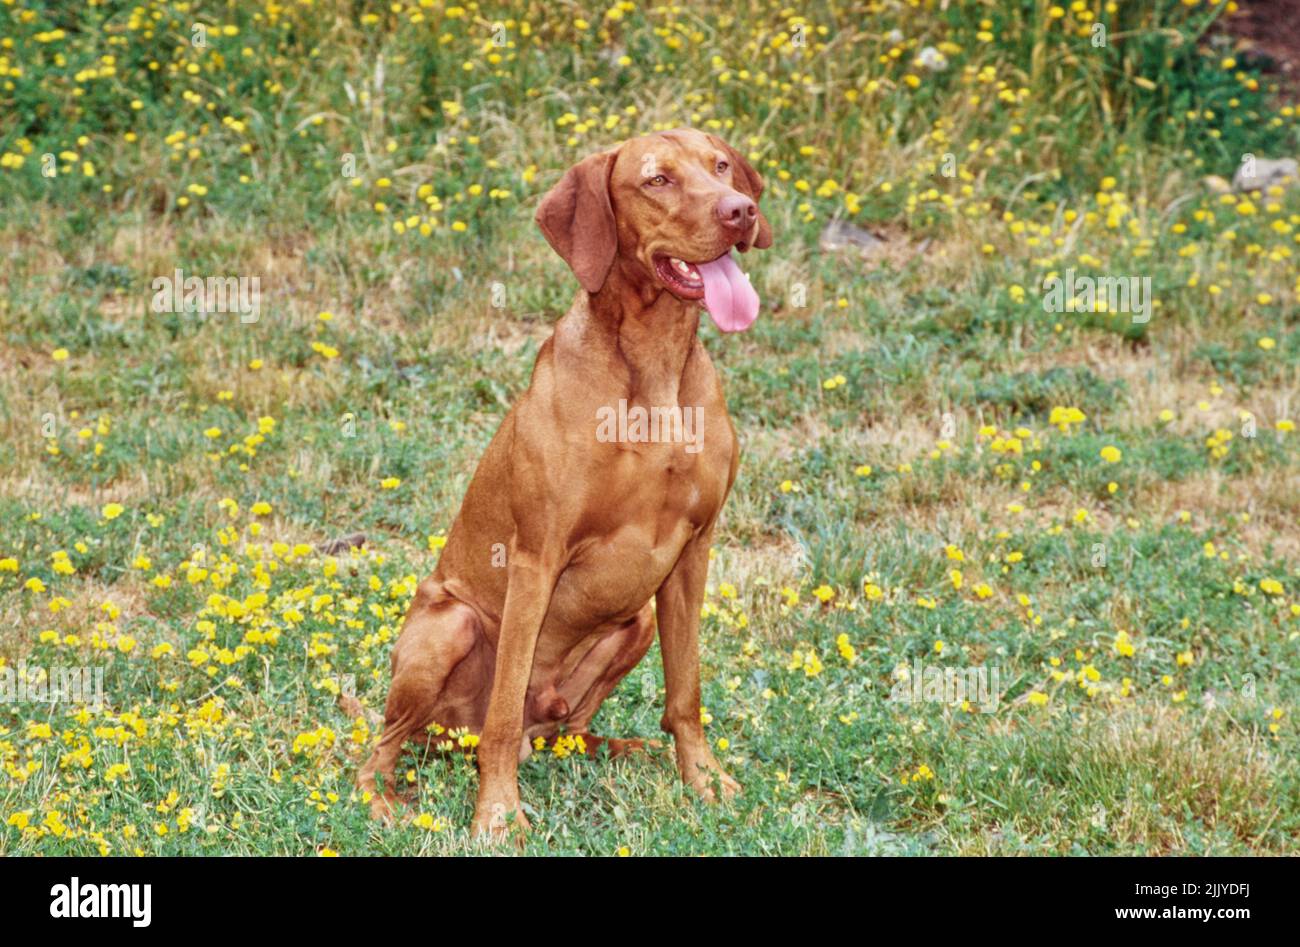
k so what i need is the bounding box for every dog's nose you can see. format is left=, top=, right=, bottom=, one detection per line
left=716, top=194, right=757, bottom=231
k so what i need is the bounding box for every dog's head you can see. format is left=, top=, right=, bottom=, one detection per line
left=535, top=128, right=772, bottom=332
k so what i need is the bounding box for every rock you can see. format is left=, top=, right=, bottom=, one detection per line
left=819, top=220, right=889, bottom=257
left=316, top=532, right=367, bottom=554
left=1232, top=156, right=1298, bottom=192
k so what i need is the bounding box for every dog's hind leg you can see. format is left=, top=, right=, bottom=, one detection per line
left=554, top=603, right=658, bottom=751
left=358, top=587, right=484, bottom=821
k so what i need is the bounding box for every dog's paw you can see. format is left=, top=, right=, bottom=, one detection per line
left=471, top=801, right=530, bottom=846
left=683, top=760, right=742, bottom=803
left=365, top=792, right=399, bottom=823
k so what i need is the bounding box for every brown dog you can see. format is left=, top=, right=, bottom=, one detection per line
left=357, top=128, right=772, bottom=840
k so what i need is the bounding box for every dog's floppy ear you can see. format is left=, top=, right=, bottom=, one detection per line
left=708, top=134, right=772, bottom=251
left=535, top=148, right=619, bottom=294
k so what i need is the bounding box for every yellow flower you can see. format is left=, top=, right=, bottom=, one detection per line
left=1099, top=445, right=1122, bottom=463
left=1048, top=406, right=1086, bottom=432
left=380, top=477, right=402, bottom=490
left=102, top=502, right=125, bottom=520
left=52, top=348, right=70, bottom=361
left=836, top=633, right=856, bottom=663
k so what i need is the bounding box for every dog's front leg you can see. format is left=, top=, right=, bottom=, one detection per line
left=472, top=551, right=558, bottom=843
left=655, top=529, right=741, bottom=802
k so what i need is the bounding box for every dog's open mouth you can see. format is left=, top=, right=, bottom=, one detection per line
left=653, top=255, right=707, bottom=299
left=652, top=251, right=761, bottom=333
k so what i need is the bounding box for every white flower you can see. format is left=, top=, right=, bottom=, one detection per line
left=917, top=46, right=948, bottom=72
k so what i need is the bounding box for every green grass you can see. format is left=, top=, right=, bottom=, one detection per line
left=0, top=0, right=1297, bottom=855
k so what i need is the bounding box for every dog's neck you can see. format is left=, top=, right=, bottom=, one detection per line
left=569, top=259, right=701, bottom=407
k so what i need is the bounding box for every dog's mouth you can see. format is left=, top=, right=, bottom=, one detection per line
left=651, top=251, right=761, bottom=333
left=653, top=254, right=707, bottom=300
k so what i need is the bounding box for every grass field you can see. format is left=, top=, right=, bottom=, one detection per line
left=1, top=0, right=1298, bottom=856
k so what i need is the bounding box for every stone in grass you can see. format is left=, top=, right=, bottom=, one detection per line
left=1232, top=156, right=1298, bottom=192
left=819, top=220, right=931, bottom=268
left=819, top=220, right=890, bottom=257
left=316, top=532, right=367, bottom=555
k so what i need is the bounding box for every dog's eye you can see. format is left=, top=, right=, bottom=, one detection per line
left=715, top=160, right=729, bottom=174
left=645, top=175, right=669, bottom=187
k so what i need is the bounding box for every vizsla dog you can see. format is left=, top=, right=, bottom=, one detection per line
left=358, top=128, right=772, bottom=840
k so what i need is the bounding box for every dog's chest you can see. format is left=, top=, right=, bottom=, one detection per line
left=614, top=435, right=727, bottom=525
left=551, top=441, right=729, bottom=622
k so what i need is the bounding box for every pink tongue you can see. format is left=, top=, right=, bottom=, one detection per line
left=696, top=253, right=759, bottom=333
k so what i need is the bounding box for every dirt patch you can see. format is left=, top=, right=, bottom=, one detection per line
left=1220, top=0, right=1300, bottom=99
left=1151, top=465, right=1300, bottom=561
